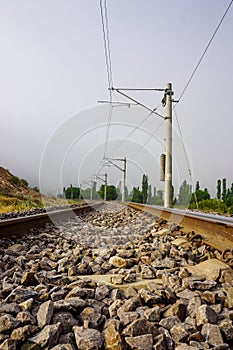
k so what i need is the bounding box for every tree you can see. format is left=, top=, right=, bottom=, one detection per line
left=65, top=186, right=80, bottom=199
left=195, top=181, right=200, bottom=191
left=148, top=184, right=152, bottom=204
left=131, top=187, right=143, bottom=203
left=178, top=180, right=192, bottom=206
left=217, top=179, right=221, bottom=200
left=142, top=174, right=148, bottom=204
left=153, top=187, right=157, bottom=198
left=157, top=190, right=163, bottom=199
left=190, top=187, right=210, bottom=203
left=222, top=178, right=227, bottom=202
left=98, top=185, right=118, bottom=200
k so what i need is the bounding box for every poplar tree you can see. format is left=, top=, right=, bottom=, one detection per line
left=217, top=179, right=221, bottom=200
left=142, top=174, right=148, bottom=204
left=222, top=178, right=227, bottom=202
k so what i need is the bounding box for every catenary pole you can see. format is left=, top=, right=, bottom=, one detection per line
left=104, top=173, right=107, bottom=201
left=164, top=83, right=173, bottom=208
left=122, top=157, right=126, bottom=202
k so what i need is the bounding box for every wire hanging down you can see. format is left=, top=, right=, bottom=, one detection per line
left=178, top=0, right=233, bottom=102
left=130, top=119, right=165, bottom=160
left=174, top=107, right=199, bottom=209
left=99, top=0, right=114, bottom=158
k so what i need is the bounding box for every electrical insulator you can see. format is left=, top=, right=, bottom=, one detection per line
left=160, top=154, right=166, bottom=181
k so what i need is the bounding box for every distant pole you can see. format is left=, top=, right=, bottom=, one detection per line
left=164, top=83, right=173, bottom=208
left=122, top=157, right=126, bottom=202
left=104, top=173, right=107, bottom=201
left=79, top=184, right=82, bottom=200
left=70, top=184, right=73, bottom=200
left=90, top=180, right=93, bottom=200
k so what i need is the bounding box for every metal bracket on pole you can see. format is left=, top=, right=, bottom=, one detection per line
left=111, top=87, right=166, bottom=120
left=104, top=157, right=127, bottom=201
left=94, top=173, right=108, bottom=201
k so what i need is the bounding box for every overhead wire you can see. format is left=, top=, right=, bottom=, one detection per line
left=178, top=0, right=233, bottom=103
left=99, top=0, right=114, bottom=158
left=130, top=118, right=165, bottom=160
left=174, top=0, right=232, bottom=208
left=107, top=99, right=163, bottom=156
left=174, top=107, right=199, bottom=209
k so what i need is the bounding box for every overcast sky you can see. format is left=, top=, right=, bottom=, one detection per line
left=0, top=0, right=233, bottom=198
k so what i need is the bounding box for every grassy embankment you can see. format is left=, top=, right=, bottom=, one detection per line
left=0, top=194, right=82, bottom=213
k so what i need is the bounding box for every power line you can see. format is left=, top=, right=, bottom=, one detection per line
left=174, top=1, right=232, bottom=208
left=178, top=0, right=233, bottom=102
left=99, top=0, right=113, bottom=92
left=107, top=102, right=161, bottom=156
left=99, top=0, right=114, bottom=158
left=130, top=119, right=165, bottom=159
left=174, top=107, right=199, bottom=209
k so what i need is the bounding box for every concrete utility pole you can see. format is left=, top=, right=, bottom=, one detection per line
left=164, top=83, right=173, bottom=208
left=122, top=157, right=126, bottom=202
left=94, top=173, right=108, bottom=201
left=90, top=180, right=93, bottom=201
left=79, top=184, right=82, bottom=200
left=104, top=173, right=107, bottom=201
left=70, top=184, right=73, bottom=200
left=105, top=157, right=127, bottom=202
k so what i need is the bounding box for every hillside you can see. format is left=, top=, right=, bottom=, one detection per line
left=0, top=166, right=69, bottom=213
left=0, top=166, right=39, bottom=198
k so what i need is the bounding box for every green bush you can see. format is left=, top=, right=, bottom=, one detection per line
left=21, top=179, right=28, bottom=187
left=32, top=187, right=40, bottom=193
left=10, top=176, right=20, bottom=185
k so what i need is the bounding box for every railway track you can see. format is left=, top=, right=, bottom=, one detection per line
left=1, top=201, right=233, bottom=349
left=0, top=201, right=104, bottom=238
left=127, top=203, right=233, bottom=253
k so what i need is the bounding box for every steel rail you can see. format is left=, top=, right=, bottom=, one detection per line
left=0, top=202, right=104, bottom=238
left=127, top=202, right=233, bottom=252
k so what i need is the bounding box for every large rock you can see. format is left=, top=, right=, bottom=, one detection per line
left=73, top=326, right=104, bottom=350
left=109, top=256, right=127, bottom=268
left=159, top=316, right=180, bottom=330
left=104, top=323, right=123, bottom=350
left=125, top=334, right=153, bottom=350
left=80, top=307, right=103, bottom=328
left=170, top=323, right=189, bottom=343
left=163, top=300, right=186, bottom=321
left=196, top=305, right=218, bottom=327
left=0, top=314, right=20, bottom=332
left=65, top=287, right=94, bottom=299
left=0, top=339, right=17, bottom=350
left=123, top=318, right=157, bottom=337
left=29, top=322, right=62, bottom=347
left=10, top=325, right=32, bottom=341
left=37, top=300, right=54, bottom=328
left=4, top=287, right=38, bottom=303
left=187, top=296, right=202, bottom=317
left=52, top=311, right=79, bottom=333
left=0, top=303, right=20, bottom=315
left=201, top=323, right=224, bottom=346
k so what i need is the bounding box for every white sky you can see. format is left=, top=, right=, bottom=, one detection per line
left=0, top=0, right=233, bottom=197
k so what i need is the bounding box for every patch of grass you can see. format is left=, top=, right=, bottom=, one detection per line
left=0, top=194, right=84, bottom=214
left=0, top=195, right=43, bottom=213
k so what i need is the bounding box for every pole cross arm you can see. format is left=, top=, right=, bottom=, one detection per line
left=94, top=174, right=106, bottom=183
left=105, top=158, right=124, bottom=172
left=111, top=88, right=165, bottom=120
